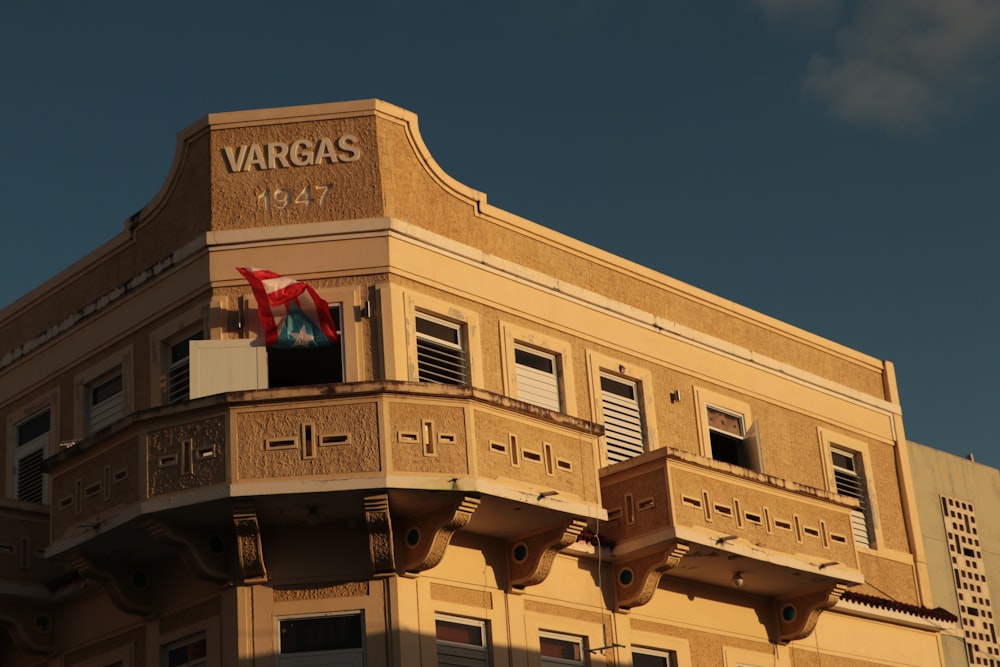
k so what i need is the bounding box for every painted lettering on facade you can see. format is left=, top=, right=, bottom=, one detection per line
left=222, top=135, right=361, bottom=172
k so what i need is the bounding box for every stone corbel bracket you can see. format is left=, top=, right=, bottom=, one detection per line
left=365, top=494, right=396, bottom=576
left=69, top=554, right=154, bottom=617
left=0, top=604, right=55, bottom=655
left=232, top=502, right=267, bottom=584
left=508, top=519, right=587, bottom=589
left=773, top=583, right=848, bottom=644
left=142, top=518, right=230, bottom=584
left=399, top=495, right=481, bottom=574
left=613, top=543, right=690, bottom=610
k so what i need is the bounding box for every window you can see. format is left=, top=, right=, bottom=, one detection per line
left=633, top=647, right=676, bottom=667
left=416, top=313, right=467, bottom=385
left=166, top=332, right=203, bottom=404
left=14, top=410, right=50, bottom=503
left=278, top=613, right=364, bottom=667
left=436, top=615, right=489, bottom=666
left=600, top=373, right=645, bottom=464
left=88, top=373, right=124, bottom=433
left=706, top=406, right=760, bottom=471
left=268, top=306, right=344, bottom=388
left=514, top=344, right=560, bottom=411
left=831, top=447, right=873, bottom=547
left=539, top=632, right=586, bottom=666
left=162, top=634, right=206, bottom=667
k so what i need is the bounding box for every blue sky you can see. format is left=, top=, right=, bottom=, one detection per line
left=2, top=1, right=998, bottom=467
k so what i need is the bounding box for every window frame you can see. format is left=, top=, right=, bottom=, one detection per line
left=627, top=632, right=691, bottom=667
left=161, top=632, right=207, bottom=667
left=632, top=646, right=677, bottom=667
left=6, top=390, right=58, bottom=505
left=87, top=371, right=124, bottom=433
left=817, top=427, right=881, bottom=550
left=415, top=311, right=469, bottom=385
left=265, top=303, right=346, bottom=388
left=435, top=613, right=490, bottom=666
left=586, top=351, right=657, bottom=466
left=694, top=388, right=762, bottom=472
left=165, top=330, right=204, bottom=404
left=500, top=322, right=576, bottom=416
left=13, top=409, right=50, bottom=504
left=276, top=610, right=366, bottom=666
left=599, top=372, right=646, bottom=464
left=73, top=348, right=132, bottom=437
left=513, top=344, right=561, bottom=411
left=538, top=631, right=587, bottom=667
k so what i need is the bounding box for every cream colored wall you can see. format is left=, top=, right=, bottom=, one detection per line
left=0, top=99, right=942, bottom=665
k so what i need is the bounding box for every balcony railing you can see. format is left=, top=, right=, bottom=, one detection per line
left=599, top=447, right=864, bottom=642
left=44, top=382, right=606, bottom=581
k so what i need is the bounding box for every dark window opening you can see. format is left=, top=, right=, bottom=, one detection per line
left=280, top=614, right=363, bottom=654
left=710, top=431, right=747, bottom=467
left=267, top=307, right=343, bottom=388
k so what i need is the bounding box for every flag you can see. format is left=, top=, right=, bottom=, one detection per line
left=237, top=268, right=339, bottom=348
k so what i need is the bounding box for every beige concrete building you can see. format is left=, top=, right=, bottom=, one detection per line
left=0, top=99, right=955, bottom=666
left=909, top=442, right=1000, bottom=666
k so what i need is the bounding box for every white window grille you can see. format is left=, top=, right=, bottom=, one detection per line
left=167, top=333, right=202, bottom=404
left=15, top=410, right=50, bottom=503
left=416, top=314, right=467, bottom=385
left=435, top=615, right=489, bottom=667
left=514, top=345, right=560, bottom=411
left=831, top=447, right=872, bottom=547
left=539, top=632, right=586, bottom=667
left=88, top=373, right=124, bottom=433
left=600, top=373, right=645, bottom=464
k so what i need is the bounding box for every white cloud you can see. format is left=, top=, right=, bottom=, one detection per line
left=760, top=0, right=1000, bottom=133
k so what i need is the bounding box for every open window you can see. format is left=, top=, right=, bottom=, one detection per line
left=706, top=405, right=761, bottom=471
left=695, top=389, right=762, bottom=472
left=267, top=305, right=344, bottom=388
left=830, top=446, right=873, bottom=547
left=14, top=410, right=50, bottom=503
left=818, top=428, right=879, bottom=549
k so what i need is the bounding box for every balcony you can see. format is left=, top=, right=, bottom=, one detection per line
left=599, top=447, right=864, bottom=643
left=42, top=381, right=605, bottom=615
